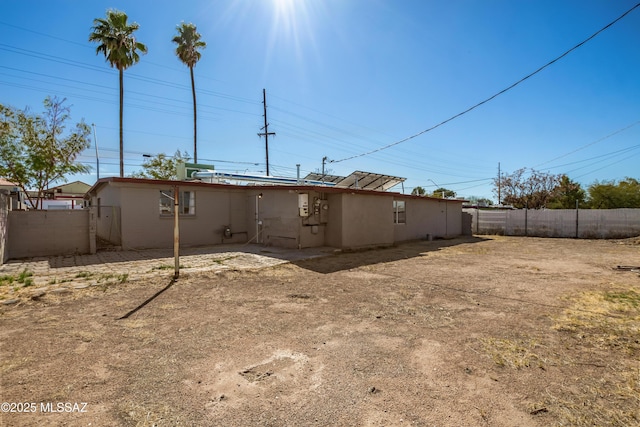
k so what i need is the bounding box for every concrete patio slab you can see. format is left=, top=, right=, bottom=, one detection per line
left=0, top=244, right=336, bottom=302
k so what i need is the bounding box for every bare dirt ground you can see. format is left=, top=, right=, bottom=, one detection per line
left=1, top=236, right=639, bottom=427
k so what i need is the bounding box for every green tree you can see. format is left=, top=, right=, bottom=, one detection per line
left=90, top=9, right=147, bottom=177
left=411, top=186, right=426, bottom=196
left=131, top=150, right=190, bottom=181
left=467, top=196, right=494, bottom=207
left=172, top=22, right=206, bottom=163
left=587, top=178, right=640, bottom=208
left=0, top=97, right=90, bottom=209
left=548, top=175, right=586, bottom=209
left=432, top=188, right=456, bottom=198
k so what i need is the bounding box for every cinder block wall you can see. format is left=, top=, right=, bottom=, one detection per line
left=7, top=210, right=90, bottom=259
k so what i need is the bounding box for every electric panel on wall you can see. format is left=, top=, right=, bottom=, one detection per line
left=298, top=194, right=309, bottom=217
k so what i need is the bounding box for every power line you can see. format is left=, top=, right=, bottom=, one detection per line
left=0, top=44, right=260, bottom=107
left=573, top=151, right=640, bottom=180
left=0, top=20, right=229, bottom=85
left=533, top=120, right=640, bottom=168
left=546, top=144, right=640, bottom=171
left=331, top=2, right=640, bottom=164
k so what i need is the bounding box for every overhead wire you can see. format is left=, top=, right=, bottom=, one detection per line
left=331, top=2, right=640, bottom=164
left=269, top=114, right=493, bottom=179
left=542, top=144, right=640, bottom=171
left=0, top=44, right=260, bottom=107
left=268, top=103, right=492, bottom=175
left=0, top=20, right=229, bottom=85
left=532, top=120, right=640, bottom=168
left=573, top=151, right=640, bottom=180
left=3, top=12, right=637, bottom=189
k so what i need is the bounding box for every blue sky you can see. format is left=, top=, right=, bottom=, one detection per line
left=1, top=0, right=639, bottom=201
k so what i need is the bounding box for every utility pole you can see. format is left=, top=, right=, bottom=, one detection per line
left=497, top=162, right=501, bottom=205
left=92, top=123, right=100, bottom=181
left=257, top=89, right=275, bottom=176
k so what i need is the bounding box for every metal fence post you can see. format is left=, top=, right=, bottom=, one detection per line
left=174, top=185, right=180, bottom=278
left=575, top=200, right=579, bottom=239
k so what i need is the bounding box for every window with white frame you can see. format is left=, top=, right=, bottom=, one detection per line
left=393, top=200, right=406, bottom=224
left=159, top=190, right=195, bottom=215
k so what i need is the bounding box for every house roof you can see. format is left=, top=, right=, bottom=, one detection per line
left=0, top=178, right=18, bottom=187
left=87, top=177, right=464, bottom=203
left=46, top=181, right=91, bottom=193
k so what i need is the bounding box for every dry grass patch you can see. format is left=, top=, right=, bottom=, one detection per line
left=553, top=288, right=640, bottom=354
left=0, top=356, right=33, bottom=375
left=548, top=287, right=640, bottom=426
left=543, top=370, right=640, bottom=427
left=117, top=401, right=176, bottom=427
left=480, top=337, right=546, bottom=369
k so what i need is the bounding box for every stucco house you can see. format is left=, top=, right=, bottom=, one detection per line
left=35, top=181, right=91, bottom=210
left=86, top=177, right=464, bottom=251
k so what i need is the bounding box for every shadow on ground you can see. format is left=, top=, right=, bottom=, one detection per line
left=1, top=236, right=487, bottom=274
left=292, top=236, right=488, bottom=274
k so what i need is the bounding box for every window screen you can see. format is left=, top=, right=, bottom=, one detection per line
left=159, top=190, right=195, bottom=215
left=393, top=200, right=406, bottom=224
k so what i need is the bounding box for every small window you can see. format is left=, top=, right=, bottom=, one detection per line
left=393, top=200, right=405, bottom=224
left=160, top=190, right=195, bottom=215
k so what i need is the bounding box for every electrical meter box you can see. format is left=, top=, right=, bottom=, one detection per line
left=298, top=194, right=309, bottom=217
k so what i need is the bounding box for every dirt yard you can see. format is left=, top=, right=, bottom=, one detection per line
left=1, top=236, right=639, bottom=426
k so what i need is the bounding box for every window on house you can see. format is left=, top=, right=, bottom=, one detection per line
left=159, top=190, right=195, bottom=215
left=393, top=200, right=406, bottom=224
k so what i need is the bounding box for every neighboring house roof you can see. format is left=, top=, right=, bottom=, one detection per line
left=24, top=181, right=91, bottom=200
left=45, top=181, right=91, bottom=196
left=87, top=177, right=465, bottom=203
left=0, top=178, right=18, bottom=188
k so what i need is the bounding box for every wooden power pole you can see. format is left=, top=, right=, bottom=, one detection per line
left=497, top=162, right=501, bottom=205
left=257, top=88, right=276, bottom=176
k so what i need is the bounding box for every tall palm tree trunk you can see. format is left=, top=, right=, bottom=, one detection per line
left=119, top=68, right=124, bottom=177
left=190, top=66, right=197, bottom=164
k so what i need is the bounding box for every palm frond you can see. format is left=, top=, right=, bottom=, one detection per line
left=172, top=22, right=206, bottom=68
left=89, top=9, right=147, bottom=70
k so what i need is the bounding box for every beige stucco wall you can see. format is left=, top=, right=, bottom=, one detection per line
left=247, top=189, right=327, bottom=249
left=393, top=197, right=464, bottom=242
left=94, top=183, right=122, bottom=245
left=325, top=193, right=343, bottom=248
left=96, top=181, right=248, bottom=250
left=252, top=189, right=299, bottom=248
left=338, top=193, right=395, bottom=249
left=90, top=180, right=465, bottom=251
left=445, top=200, right=463, bottom=236
left=395, top=197, right=441, bottom=242
left=299, top=190, right=329, bottom=249
left=7, top=210, right=90, bottom=259
left=320, top=193, right=465, bottom=249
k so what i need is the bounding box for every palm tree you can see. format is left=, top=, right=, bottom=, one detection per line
left=89, top=9, right=147, bottom=177
left=172, top=23, right=206, bottom=164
